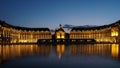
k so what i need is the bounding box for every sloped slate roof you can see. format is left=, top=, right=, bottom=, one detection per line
left=55, top=27, right=65, bottom=32
left=0, top=20, right=50, bottom=31
left=71, top=20, right=120, bottom=31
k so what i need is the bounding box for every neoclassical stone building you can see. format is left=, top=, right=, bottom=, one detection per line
left=0, top=21, right=52, bottom=43
left=0, top=20, right=120, bottom=43
left=70, top=20, right=120, bottom=43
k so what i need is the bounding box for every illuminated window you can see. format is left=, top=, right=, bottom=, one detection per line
left=56, top=31, right=65, bottom=39
left=111, top=27, right=119, bottom=36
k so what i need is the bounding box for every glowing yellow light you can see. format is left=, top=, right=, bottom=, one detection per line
left=56, top=44, right=65, bottom=53
left=56, top=44, right=65, bottom=60
left=56, top=31, right=65, bottom=39
left=19, top=40, right=27, bottom=42
left=111, top=28, right=119, bottom=37
left=111, top=31, right=118, bottom=36
left=57, top=36, right=60, bottom=38
left=111, top=44, right=119, bottom=58
left=61, top=36, right=64, bottom=38
left=57, top=45, right=60, bottom=52
left=61, top=45, right=65, bottom=53
left=0, top=46, right=1, bottom=56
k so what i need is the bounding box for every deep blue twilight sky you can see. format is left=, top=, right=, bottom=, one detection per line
left=0, top=0, right=120, bottom=29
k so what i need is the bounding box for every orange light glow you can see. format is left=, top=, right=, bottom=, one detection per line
left=111, top=31, right=118, bottom=36
left=111, top=44, right=119, bottom=58
left=111, top=27, right=119, bottom=36
left=56, top=31, right=65, bottom=39
left=56, top=44, right=65, bottom=60
left=0, top=44, right=52, bottom=62
left=57, top=36, right=60, bottom=38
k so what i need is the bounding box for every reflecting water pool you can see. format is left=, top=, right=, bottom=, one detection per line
left=0, top=43, right=120, bottom=68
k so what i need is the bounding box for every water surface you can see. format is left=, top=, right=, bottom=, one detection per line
left=0, top=44, right=120, bottom=68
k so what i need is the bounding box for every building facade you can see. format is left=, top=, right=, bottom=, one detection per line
left=0, top=21, right=52, bottom=43
left=70, top=21, right=120, bottom=43
left=0, top=20, right=120, bottom=43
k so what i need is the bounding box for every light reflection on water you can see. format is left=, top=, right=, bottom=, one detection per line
left=0, top=44, right=120, bottom=68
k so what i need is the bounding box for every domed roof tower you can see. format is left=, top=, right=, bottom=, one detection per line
left=55, top=24, right=65, bottom=39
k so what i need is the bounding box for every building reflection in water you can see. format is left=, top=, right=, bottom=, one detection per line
left=56, top=44, right=65, bottom=60
left=111, top=44, right=119, bottom=58
left=70, top=44, right=120, bottom=58
left=0, top=44, right=120, bottom=64
left=0, top=45, right=2, bottom=64
left=70, top=44, right=111, bottom=56
left=0, top=44, right=52, bottom=64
